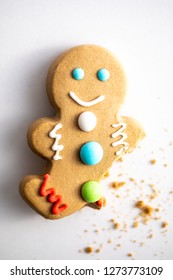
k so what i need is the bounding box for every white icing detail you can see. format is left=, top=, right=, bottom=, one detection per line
left=111, top=122, right=129, bottom=156
left=69, top=91, right=105, bottom=107
left=49, top=123, right=64, bottom=160
left=78, top=111, right=97, bottom=132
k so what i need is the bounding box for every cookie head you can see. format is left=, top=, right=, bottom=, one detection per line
left=47, top=45, right=126, bottom=114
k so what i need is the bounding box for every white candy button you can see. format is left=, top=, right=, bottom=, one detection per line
left=78, top=111, right=97, bottom=132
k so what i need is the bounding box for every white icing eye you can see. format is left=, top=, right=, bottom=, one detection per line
left=72, top=68, right=84, bottom=80
left=97, top=68, right=110, bottom=81
left=78, top=111, right=97, bottom=132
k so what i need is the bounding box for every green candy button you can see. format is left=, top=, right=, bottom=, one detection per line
left=81, top=181, right=102, bottom=203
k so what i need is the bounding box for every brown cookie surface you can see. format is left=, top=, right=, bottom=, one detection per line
left=20, top=45, right=145, bottom=219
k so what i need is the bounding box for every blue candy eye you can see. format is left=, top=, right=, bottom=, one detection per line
left=97, top=68, right=110, bottom=82
left=72, top=68, right=84, bottom=80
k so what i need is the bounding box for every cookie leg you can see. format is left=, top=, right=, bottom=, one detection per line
left=20, top=174, right=68, bottom=219
left=19, top=175, right=54, bottom=219
left=39, top=174, right=68, bottom=215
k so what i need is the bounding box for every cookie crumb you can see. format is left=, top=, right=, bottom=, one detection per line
left=95, top=248, right=101, bottom=253
left=129, top=177, right=136, bottom=182
left=142, top=205, right=153, bottom=216
left=85, top=246, right=93, bottom=254
left=149, top=183, right=158, bottom=200
left=161, top=222, right=168, bottom=228
left=114, top=222, right=120, bottom=229
left=135, top=200, right=153, bottom=220
left=135, top=200, right=145, bottom=208
left=127, top=252, right=133, bottom=257
left=150, top=159, right=156, bottom=165
left=169, top=141, right=173, bottom=146
left=104, top=171, right=110, bottom=178
left=112, top=181, right=126, bottom=189
left=132, top=221, right=139, bottom=228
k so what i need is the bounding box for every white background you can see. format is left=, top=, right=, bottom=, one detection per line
left=0, top=0, right=173, bottom=260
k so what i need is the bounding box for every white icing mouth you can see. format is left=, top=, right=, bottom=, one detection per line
left=69, top=91, right=105, bottom=107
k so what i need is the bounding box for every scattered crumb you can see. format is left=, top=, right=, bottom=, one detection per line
left=80, top=139, right=171, bottom=259
left=104, top=171, right=110, bottom=178
left=102, top=197, right=107, bottom=206
left=113, top=222, right=120, bottom=230
left=135, top=200, right=145, bottom=208
left=148, top=183, right=158, bottom=200
left=129, top=177, right=136, bottom=182
left=117, top=157, right=123, bottom=162
left=148, top=233, right=154, bottom=238
left=132, top=221, right=139, bottom=228
left=154, top=216, right=161, bottom=221
left=123, top=223, right=128, bottom=232
left=108, top=239, right=112, bottom=243
left=135, top=201, right=153, bottom=216
left=150, top=159, right=156, bottom=165
left=135, top=200, right=154, bottom=224
left=127, top=252, right=133, bottom=257
left=161, top=222, right=168, bottom=228
left=141, top=205, right=153, bottom=216
left=112, top=181, right=126, bottom=189
left=85, top=247, right=93, bottom=254
left=169, top=141, right=173, bottom=146
left=95, top=248, right=101, bottom=253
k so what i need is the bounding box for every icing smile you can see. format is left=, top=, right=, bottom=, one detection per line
left=69, top=91, right=105, bottom=107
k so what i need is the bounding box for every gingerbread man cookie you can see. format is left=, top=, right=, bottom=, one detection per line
left=19, top=45, right=145, bottom=219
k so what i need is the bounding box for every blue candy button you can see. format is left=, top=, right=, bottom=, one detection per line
left=80, top=141, right=103, bottom=165
left=72, top=68, right=84, bottom=80
left=97, top=68, right=110, bottom=81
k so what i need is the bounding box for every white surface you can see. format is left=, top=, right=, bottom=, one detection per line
left=0, top=0, right=173, bottom=260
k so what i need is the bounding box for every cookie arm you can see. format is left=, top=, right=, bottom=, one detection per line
left=27, top=117, right=63, bottom=160
left=120, top=116, right=145, bottom=152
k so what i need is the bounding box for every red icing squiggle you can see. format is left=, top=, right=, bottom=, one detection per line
left=96, top=198, right=103, bottom=207
left=39, top=174, right=68, bottom=215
